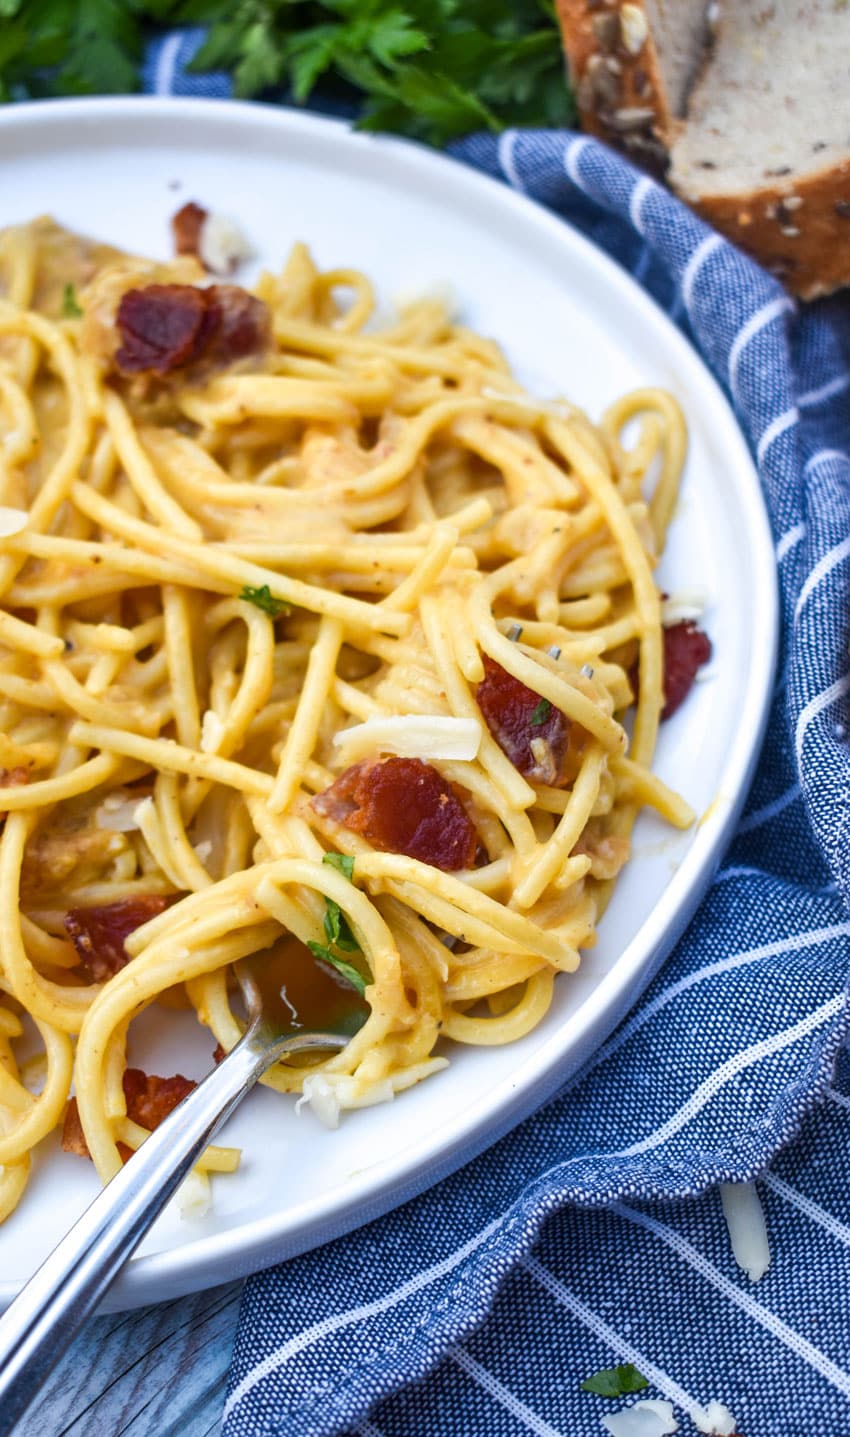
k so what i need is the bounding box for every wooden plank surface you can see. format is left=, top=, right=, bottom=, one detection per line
left=14, top=1282, right=242, bottom=1437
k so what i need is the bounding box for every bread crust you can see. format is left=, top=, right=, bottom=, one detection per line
left=555, top=0, right=674, bottom=175
left=557, top=2, right=850, bottom=298
left=676, top=159, right=850, bottom=300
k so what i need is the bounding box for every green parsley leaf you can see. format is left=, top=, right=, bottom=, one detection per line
left=580, top=1365, right=649, bottom=1398
left=529, top=697, right=551, bottom=725
left=238, top=584, right=289, bottom=618
left=61, top=283, right=83, bottom=319
left=307, top=940, right=368, bottom=996
left=322, top=851, right=355, bottom=881
left=323, top=897, right=360, bottom=952
left=0, top=2, right=572, bottom=148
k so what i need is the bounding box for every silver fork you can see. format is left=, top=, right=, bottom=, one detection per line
left=0, top=949, right=368, bottom=1435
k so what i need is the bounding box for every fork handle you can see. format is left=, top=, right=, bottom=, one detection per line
left=0, top=1032, right=269, bottom=1436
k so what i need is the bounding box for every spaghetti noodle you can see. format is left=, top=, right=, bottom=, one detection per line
left=0, top=216, right=701, bottom=1223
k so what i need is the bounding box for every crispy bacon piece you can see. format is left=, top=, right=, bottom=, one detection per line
left=122, top=1068, right=196, bottom=1133
left=62, top=1068, right=196, bottom=1163
left=0, top=766, right=29, bottom=789
left=0, top=766, right=29, bottom=826
left=662, top=621, right=712, bottom=720
left=64, top=895, right=172, bottom=982
left=172, top=201, right=208, bottom=258
left=572, top=821, right=631, bottom=880
left=206, top=285, right=271, bottom=369
left=61, top=1098, right=94, bottom=1158
left=114, top=282, right=270, bottom=377
left=476, top=655, right=571, bottom=787
left=313, top=757, right=478, bottom=872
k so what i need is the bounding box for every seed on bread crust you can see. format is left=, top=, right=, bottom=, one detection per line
left=776, top=197, right=804, bottom=226
left=620, top=4, right=649, bottom=54
left=592, top=11, right=620, bottom=49
left=835, top=201, right=850, bottom=218
left=607, top=105, right=656, bottom=132
left=586, top=54, right=622, bottom=108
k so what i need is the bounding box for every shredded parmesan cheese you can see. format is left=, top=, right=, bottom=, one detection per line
left=175, top=1168, right=212, bottom=1221
left=333, top=714, right=482, bottom=764
left=95, top=792, right=141, bottom=832
left=602, top=1399, right=679, bottom=1436
left=296, top=1058, right=449, bottom=1129
left=132, top=795, right=154, bottom=830
left=720, top=1180, right=770, bottom=1281
left=296, top=1074, right=395, bottom=1129
left=198, top=213, right=253, bottom=276
left=690, top=1400, right=739, bottom=1435
left=660, top=588, right=710, bottom=625
left=0, top=506, right=28, bottom=537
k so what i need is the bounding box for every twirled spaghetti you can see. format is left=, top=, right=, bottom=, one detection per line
left=0, top=216, right=702, bottom=1223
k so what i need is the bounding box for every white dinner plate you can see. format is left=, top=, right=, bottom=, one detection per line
left=0, top=97, right=777, bottom=1310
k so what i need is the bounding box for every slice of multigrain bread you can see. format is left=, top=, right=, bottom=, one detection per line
left=558, top=0, right=850, bottom=298
left=556, top=0, right=713, bottom=174
left=669, top=1, right=850, bottom=299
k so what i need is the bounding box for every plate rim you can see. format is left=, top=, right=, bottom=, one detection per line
left=0, top=95, right=779, bottom=1309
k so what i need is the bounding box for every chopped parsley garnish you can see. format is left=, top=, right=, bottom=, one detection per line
left=323, top=897, right=360, bottom=953
left=62, top=283, right=82, bottom=319
left=238, top=584, right=289, bottom=617
left=309, top=857, right=367, bottom=992
left=307, top=941, right=368, bottom=996
left=0, top=5, right=572, bottom=151
left=322, top=851, right=355, bottom=881
left=529, top=697, right=552, bottom=725
left=580, top=1365, right=649, bottom=1398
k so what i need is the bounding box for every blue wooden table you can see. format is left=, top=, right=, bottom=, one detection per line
left=16, top=1284, right=240, bottom=1436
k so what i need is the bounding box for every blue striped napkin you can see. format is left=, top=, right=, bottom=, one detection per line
left=144, top=35, right=850, bottom=1437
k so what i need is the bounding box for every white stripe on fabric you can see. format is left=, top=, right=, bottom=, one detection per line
left=522, top=1256, right=694, bottom=1412
left=776, top=522, right=806, bottom=562
left=795, top=536, right=850, bottom=619
left=497, top=130, right=524, bottom=192
left=728, top=297, right=792, bottom=397
left=681, top=234, right=723, bottom=315
left=355, top=1422, right=384, bottom=1437
left=713, top=864, right=765, bottom=883
left=564, top=137, right=592, bottom=188
left=799, top=373, right=850, bottom=409
left=737, top=784, right=801, bottom=833
left=714, top=866, right=837, bottom=897
left=154, top=33, right=183, bottom=96
left=825, top=1087, right=850, bottom=1112
left=632, top=245, right=652, bottom=286
left=614, top=1203, right=850, bottom=1396
left=586, top=926, right=850, bottom=1076
left=757, top=406, right=799, bottom=465
left=450, top=1345, right=566, bottom=1437
left=629, top=176, right=656, bottom=236
left=618, top=995, right=844, bottom=1158
left=804, top=447, right=849, bottom=474
left=763, top=1173, right=850, bottom=1247
left=794, top=672, right=850, bottom=763
left=223, top=1209, right=509, bottom=1419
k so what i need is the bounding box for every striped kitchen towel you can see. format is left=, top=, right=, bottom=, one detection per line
left=143, top=35, right=850, bottom=1437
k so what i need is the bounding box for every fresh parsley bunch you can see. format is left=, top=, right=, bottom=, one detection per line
left=0, top=0, right=573, bottom=146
